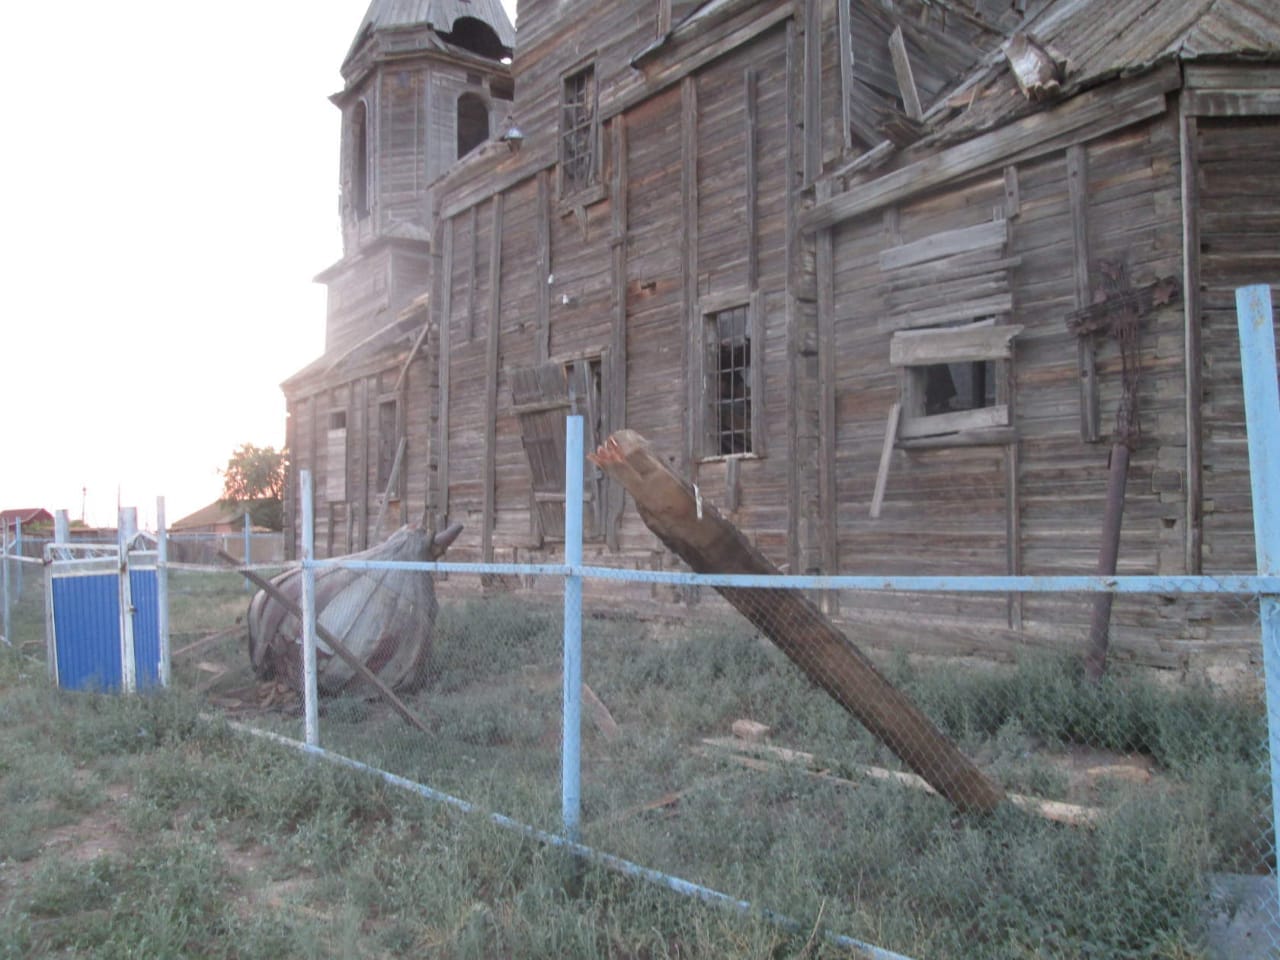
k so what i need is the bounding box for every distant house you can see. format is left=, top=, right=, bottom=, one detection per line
left=168, top=501, right=282, bottom=564
left=170, top=501, right=251, bottom=536
left=1, top=508, right=53, bottom=531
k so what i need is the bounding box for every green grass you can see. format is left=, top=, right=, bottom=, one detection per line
left=2, top=576, right=1274, bottom=958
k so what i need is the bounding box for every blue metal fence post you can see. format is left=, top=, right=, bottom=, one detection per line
left=117, top=507, right=137, bottom=694
left=243, top=510, right=252, bottom=592
left=300, top=469, right=320, bottom=747
left=563, top=415, right=585, bottom=842
left=1236, top=283, right=1280, bottom=924
left=1, top=521, right=10, bottom=646
left=14, top=519, right=22, bottom=600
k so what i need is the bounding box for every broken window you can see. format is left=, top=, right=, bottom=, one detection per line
left=456, top=92, right=489, bottom=159
left=352, top=101, right=370, bottom=220
left=560, top=65, right=597, bottom=195
left=891, top=322, right=1020, bottom=439
left=376, top=398, right=399, bottom=496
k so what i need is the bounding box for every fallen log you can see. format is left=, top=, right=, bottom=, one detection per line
left=589, top=431, right=1005, bottom=815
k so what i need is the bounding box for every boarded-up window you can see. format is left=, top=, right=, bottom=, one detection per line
left=376, top=399, right=399, bottom=496
left=560, top=65, right=597, bottom=195
left=327, top=410, right=348, bottom=502
left=457, top=93, right=489, bottom=159
left=701, top=295, right=764, bottom=458
left=510, top=358, right=606, bottom=542
left=879, top=218, right=1018, bottom=440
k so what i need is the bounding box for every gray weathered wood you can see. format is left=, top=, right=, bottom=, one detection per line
left=889, top=26, right=923, bottom=122
left=890, top=323, right=1022, bottom=366
left=1067, top=144, right=1100, bottom=443
left=1179, top=107, right=1203, bottom=575
left=870, top=402, right=901, bottom=519
left=879, top=219, right=1008, bottom=271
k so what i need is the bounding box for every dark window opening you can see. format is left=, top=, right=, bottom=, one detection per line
left=457, top=93, right=489, bottom=158
left=561, top=66, right=596, bottom=194
left=440, top=17, right=509, bottom=60
left=710, top=306, right=752, bottom=456
left=329, top=410, right=347, bottom=430
left=490, top=76, right=515, bottom=101
left=352, top=102, right=370, bottom=220
left=921, top=361, right=996, bottom=416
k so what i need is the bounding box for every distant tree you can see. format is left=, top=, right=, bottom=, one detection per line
left=221, top=443, right=288, bottom=531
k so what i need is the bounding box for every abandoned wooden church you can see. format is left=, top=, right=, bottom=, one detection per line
left=282, top=0, right=1280, bottom=673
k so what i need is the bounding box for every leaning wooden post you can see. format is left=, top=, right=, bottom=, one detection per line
left=589, top=431, right=1006, bottom=815
left=1235, top=284, right=1280, bottom=923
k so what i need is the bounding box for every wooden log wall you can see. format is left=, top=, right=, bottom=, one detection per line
left=825, top=107, right=1211, bottom=666
left=433, top=13, right=797, bottom=572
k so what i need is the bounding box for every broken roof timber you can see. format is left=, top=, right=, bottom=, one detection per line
left=799, top=62, right=1179, bottom=233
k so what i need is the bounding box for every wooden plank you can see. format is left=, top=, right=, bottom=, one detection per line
left=816, top=181, right=837, bottom=578
left=802, top=0, right=821, bottom=184
left=837, top=0, right=854, bottom=152
left=879, top=293, right=1013, bottom=332
left=899, top=403, right=1009, bottom=440
left=1003, top=164, right=1020, bottom=218
left=1180, top=107, right=1203, bottom=575
left=437, top=218, right=453, bottom=523
left=482, top=197, right=503, bottom=564
left=699, top=738, right=1101, bottom=827
left=878, top=219, right=1008, bottom=271
left=608, top=118, right=628, bottom=551
left=587, top=432, right=1006, bottom=814
left=1185, top=89, right=1280, bottom=118
left=536, top=170, right=551, bottom=363
left=466, top=204, right=478, bottom=342
left=745, top=67, right=759, bottom=291
left=682, top=75, right=700, bottom=472
left=888, top=26, right=922, bottom=122
left=869, top=402, right=901, bottom=519
left=890, top=323, right=1022, bottom=366
left=1067, top=143, right=1100, bottom=443
left=800, top=65, right=1178, bottom=232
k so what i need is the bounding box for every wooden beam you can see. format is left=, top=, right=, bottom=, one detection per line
left=800, top=64, right=1178, bottom=232
left=889, top=26, right=923, bottom=121
left=816, top=182, right=837, bottom=581
left=482, top=194, right=504, bottom=564
left=837, top=0, right=854, bottom=152
left=682, top=76, right=700, bottom=474
left=745, top=67, right=760, bottom=292
left=879, top=219, right=1008, bottom=272
left=536, top=170, right=552, bottom=363
left=869, top=403, right=901, bottom=519
left=890, top=323, right=1022, bottom=366
left=466, top=204, right=479, bottom=342
left=372, top=436, right=407, bottom=540
left=802, top=0, right=821, bottom=184
left=437, top=218, right=454, bottom=523
left=587, top=431, right=1006, bottom=815
left=1179, top=106, right=1203, bottom=575
left=1067, top=144, right=1100, bottom=443
left=608, top=118, right=628, bottom=552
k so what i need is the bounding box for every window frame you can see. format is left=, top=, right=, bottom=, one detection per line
left=376, top=396, right=400, bottom=498
left=456, top=91, right=490, bottom=160
left=326, top=409, right=349, bottom=503
left=351, top=100, right=371, bottom=221
left=698, top=292, right=765, bottom=461
left=891, top=320, right=1022, bottom=441
left=558, top=61, right=602, bottom=202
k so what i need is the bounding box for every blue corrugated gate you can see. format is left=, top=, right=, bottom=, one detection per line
left=47, top=555, right=161, bottom=692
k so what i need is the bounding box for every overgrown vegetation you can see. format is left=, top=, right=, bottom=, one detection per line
left=2, top=574, right=1272, bottom=958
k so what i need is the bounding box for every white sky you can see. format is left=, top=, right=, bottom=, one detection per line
left=1, top=1, right=516, bottom=531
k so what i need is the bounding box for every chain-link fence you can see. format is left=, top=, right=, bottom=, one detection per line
left=3, top=286, right=1277, bottom=958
